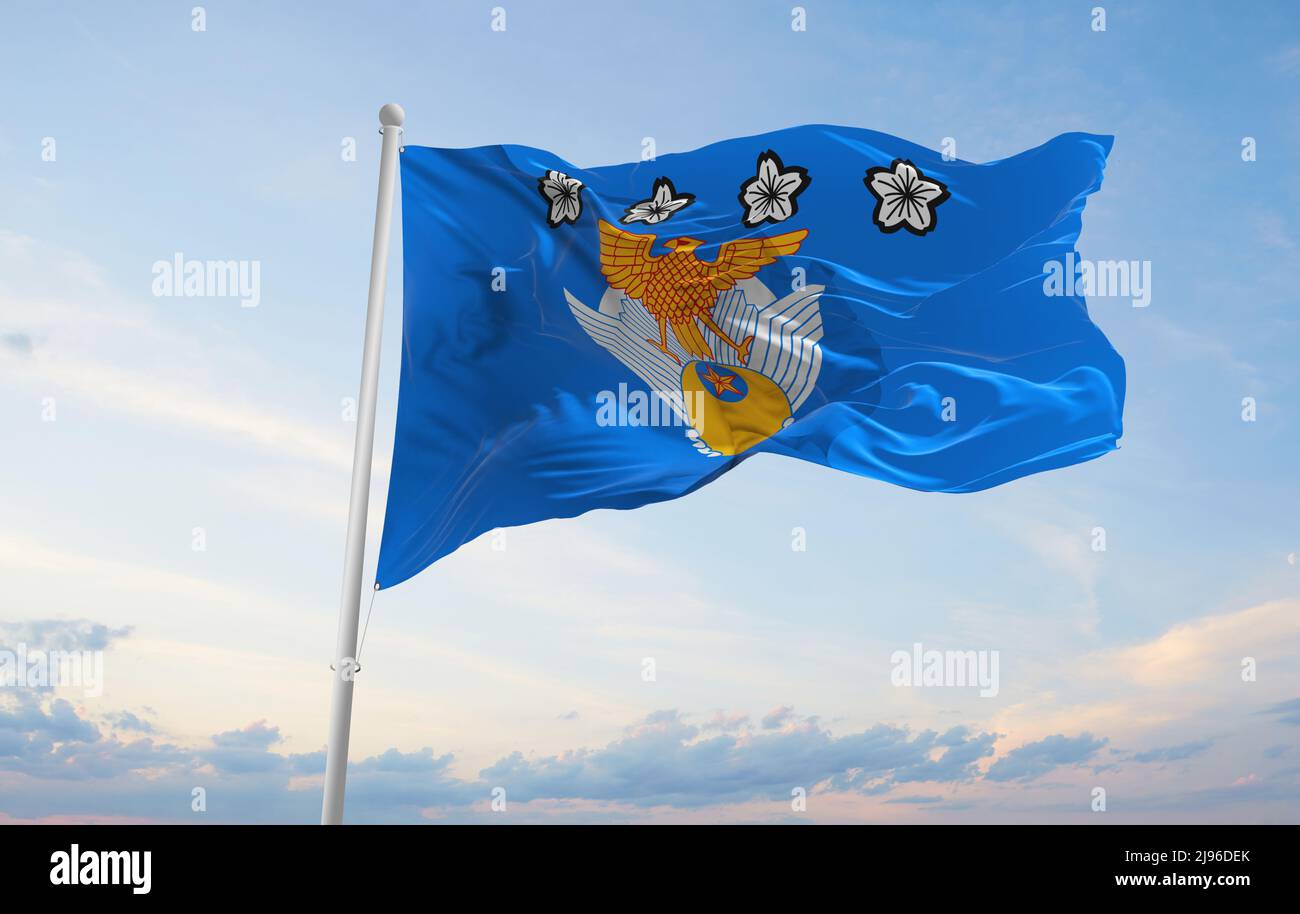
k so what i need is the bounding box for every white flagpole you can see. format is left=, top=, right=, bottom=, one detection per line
left=321, top=103, right=404, bottom=825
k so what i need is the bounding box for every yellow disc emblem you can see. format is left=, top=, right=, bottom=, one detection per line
left=681, top=360, right=792, bottom=456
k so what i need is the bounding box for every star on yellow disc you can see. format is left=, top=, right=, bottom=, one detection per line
left=701, top=364, right=740, bottom=397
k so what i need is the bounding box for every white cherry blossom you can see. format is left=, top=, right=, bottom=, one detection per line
left=621, top=177, right=695, bottom=225
left=537, top=170, right=585, bottom=227
left=864, top=159, right=949, bottom=236
left=738, top=150, right=810, bottom=226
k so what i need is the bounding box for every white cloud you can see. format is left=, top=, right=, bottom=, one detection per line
left=1101, top=598, right=1300, bottom=689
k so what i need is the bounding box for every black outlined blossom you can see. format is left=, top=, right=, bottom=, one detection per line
left=864, top=159, right=950, bottom=236
left=738, top=150, right=810, bottom=226
left=538, top=170, right=585, bottom=227
left=621, top=177, right=695, bottom=225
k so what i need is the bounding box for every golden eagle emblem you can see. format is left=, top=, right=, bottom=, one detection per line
left=597, top=219, right=807, bottom=366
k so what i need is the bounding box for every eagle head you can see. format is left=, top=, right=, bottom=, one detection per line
left=664, top=237, right=705, bottom=254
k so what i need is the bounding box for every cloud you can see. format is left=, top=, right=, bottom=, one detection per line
left=212, top=721, right=282, bottom=750
left=0, top=693, right=472, bottom=822
left=1090, top=599, right=1300, bottom=691
left=198, top=722, right=334, bottom=781
left=480, top=710, right=995, bottom=807
left=1, top=332, right=32, bottom=355
left=0, top=619, right=132, bottom=652
left=0, top=695, right=100, bottom=750
left=701, top=711, right=750, bottom=733
left=984, top=733, right=1108, bottom=782
left=0, top=694, right=179, bottom=781
left=102, top=710, right=154, bottom=734
left=761, top=705, right=795, bottom=729
left=0, top=697, right=1001, bottom=821
left=1262, top=698, right=1300, bottom=726
left=1087, top=769, right=1300, bottom=816
left=1128, top=739, right=1213, bottom=763
left=1, top=689, right=1294, bottom=823
left=883, top=794, right=945, bottom=805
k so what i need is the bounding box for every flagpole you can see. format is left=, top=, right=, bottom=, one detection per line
left=321, top=103, right=404, bottom=825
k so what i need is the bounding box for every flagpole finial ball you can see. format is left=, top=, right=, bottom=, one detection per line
left=379, top=104, right=405, bottom=127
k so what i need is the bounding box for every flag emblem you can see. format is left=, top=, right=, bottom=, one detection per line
left=566, top=218, right=823, bottom=457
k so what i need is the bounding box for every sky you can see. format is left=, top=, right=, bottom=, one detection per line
left=1, top=0, right=1298, bottom=824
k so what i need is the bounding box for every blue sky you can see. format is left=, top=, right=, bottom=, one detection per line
left=1, top=0, right=1298, bottom=823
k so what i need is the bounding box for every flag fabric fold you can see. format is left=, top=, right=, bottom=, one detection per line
left=376, top=124, right=1124, bottom=589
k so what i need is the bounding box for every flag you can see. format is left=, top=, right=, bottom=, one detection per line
left=375, top=124, right=1124, bottom=588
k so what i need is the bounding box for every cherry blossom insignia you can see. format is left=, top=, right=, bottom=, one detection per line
left=738, top=150, right=810, bottom=226
left=537, top=169, right=585, bottom=227
left=864, top=159, right=950, bottom=236
left=621, top=177, right=695, bottom=225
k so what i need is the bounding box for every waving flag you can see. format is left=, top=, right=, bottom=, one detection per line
left=375, top=124, right=1124, bottom=588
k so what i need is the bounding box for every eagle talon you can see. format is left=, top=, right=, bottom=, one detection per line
left=737, top=335, right=754, bottom=366
left=645, top=338, right=681, bottom=365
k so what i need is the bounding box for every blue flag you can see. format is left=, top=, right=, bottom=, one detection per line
left=376, top=124, right=1124, bottom=588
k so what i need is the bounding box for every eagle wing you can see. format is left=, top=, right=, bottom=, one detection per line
left=598, top=219, right=660, bottom=300
left=701, top=229, right=808, bottom=292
